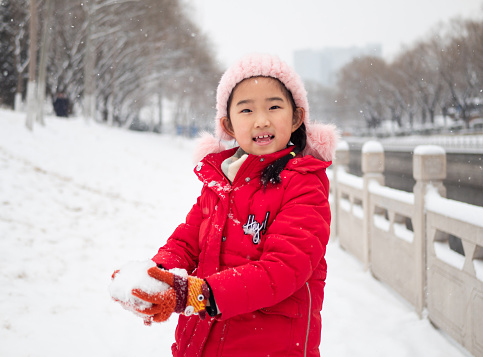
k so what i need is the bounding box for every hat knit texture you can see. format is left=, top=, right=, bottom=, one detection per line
left=194, top=53, right=339, bottom=163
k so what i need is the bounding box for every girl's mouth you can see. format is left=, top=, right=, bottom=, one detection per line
left=253, top=134, right=274, bottom=143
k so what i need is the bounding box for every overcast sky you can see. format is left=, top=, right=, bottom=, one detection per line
left=190, top=0, right=483, bottom=68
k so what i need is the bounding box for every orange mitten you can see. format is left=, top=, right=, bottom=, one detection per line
left=110, top=261, right=172, bottom=325
left=132, top=267, right=210, bottom=324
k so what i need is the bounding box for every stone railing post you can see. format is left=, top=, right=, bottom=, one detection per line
left=334, top=141, right=350, bottom=172
left=332, top=141, right=350, bottom=239
left=362, top=141, right=385, bottom=270
left=413, top=145, right=446, bottom=317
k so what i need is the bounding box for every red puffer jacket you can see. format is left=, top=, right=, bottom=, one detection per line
left=153, top=146, right=331, bottom=357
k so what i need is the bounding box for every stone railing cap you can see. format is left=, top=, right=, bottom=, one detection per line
left=362, top=140, right=384, bottom=153
left=414, top=145, right=446, bottom=156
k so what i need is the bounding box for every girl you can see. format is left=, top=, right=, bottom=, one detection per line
left=111, top=54, right=338, bottom=356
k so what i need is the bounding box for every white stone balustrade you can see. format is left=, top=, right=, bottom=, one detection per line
left=329, top=141, right=483, bottom=357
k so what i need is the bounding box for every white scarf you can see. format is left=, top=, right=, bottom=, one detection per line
left=221, top=148, right=249, bottom=183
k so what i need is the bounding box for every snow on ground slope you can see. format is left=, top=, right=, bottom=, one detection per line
left=0, top=109, right=469, bottom=356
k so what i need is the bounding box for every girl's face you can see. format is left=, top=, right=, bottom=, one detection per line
left=221, top=77, right=304, bottom=156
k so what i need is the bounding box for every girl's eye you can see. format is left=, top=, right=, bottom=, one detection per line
left=240, top=109, right=252, bottom=113
left=270, top=105, right=281, bottom=110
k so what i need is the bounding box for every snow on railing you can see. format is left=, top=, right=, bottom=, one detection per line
left=369, top=180, right=414, bottom=243
left=368, top=180, right=414, bottom=204
left=426, top=185, right=483, bottom=227
left=425, top=185, right=483, bottom=279
left=407, top=134, right=483, bottom=151
left=346, top=134, right=483, bottom=153
left=330, top=165, right=366, bottom=263
left=336, top=167, right=363, bottom=189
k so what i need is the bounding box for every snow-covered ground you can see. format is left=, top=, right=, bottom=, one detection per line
left=0, top=109, right=470, bottom=356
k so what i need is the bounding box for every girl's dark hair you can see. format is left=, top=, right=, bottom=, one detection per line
left=260, top=123, right=306, bottom=187
left=226, top=76, right=307, bottom=188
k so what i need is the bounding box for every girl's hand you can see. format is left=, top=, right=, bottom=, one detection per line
left=132, top=267, right=211, bottom=324
left=109, top=260, right=171, bottom=325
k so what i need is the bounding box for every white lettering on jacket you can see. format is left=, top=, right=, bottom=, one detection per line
left=243, top=212, right=270, bottom=244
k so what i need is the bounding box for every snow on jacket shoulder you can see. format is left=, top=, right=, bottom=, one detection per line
left=153, top=146, right=331, bottom=357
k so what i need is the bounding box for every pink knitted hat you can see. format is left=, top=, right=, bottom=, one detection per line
left=194, top=54, right=338, bottom=163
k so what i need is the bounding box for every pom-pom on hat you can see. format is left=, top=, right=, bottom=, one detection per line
left=193, top=53, right=339, bottom=163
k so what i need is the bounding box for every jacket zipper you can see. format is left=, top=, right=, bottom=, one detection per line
left=304, top=282, right=312, bottom=357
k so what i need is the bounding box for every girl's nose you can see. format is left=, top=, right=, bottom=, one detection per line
left=254, top=114, right=270, bottom=128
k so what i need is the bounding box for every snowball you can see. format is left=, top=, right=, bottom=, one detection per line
left=109, top=260, right=170, bottom=311
left=169, top=268, right=188, bottom=278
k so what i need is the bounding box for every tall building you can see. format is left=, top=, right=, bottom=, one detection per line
left=294, top=44, right=382, bottom=87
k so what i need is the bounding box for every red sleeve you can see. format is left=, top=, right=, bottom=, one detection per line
left=152, top=195, right=203, bottom=274
left=206, top=172, right=330, bottom=320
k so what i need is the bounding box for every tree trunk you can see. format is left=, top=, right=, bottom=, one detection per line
left=25, top=0, right=38, bottom=131
left=83, top=0, right=96, bottom=121
left=157, top=91, right=163, bottom=133
left=15, top=67, right=24, bottom=112
left=14, top=93, right=23, bottom=112
left=107, top=94, right=114, bottom=126
left=36, top=0, right=54, bottom=126
left=421, top=108, right=427, bottom=125
left=428, top=108, right=435, bottom=124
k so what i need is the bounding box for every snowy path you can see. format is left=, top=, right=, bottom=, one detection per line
left=0, top=110, right=469, bottom=356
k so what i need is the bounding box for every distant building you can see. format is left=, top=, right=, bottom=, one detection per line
left=294, top=44, right=382, bottom=87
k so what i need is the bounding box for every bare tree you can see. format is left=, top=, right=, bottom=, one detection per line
left=0, top=0, right=29, bottom=110
left=13, top=5, right=29, bottom=112
left=304, top=80, right=343, bottom=126
left=389, top=55, right=419, bottom=130
left=88, top=0, right=220, bottom=130
left=392, top=40, right=445, bottom=129
left=36, top=0, right=54, bottom=125
left=334, top=15, right=482, bottom=135
left=436, top=19, right=482, bottom=128
left=25, top=0, right=38, bottom=130
left=6, top=0, right=220, bottom=133
left=47, top=0, right=87, bottom=115
left=337, top=56, right=390, bottom=132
